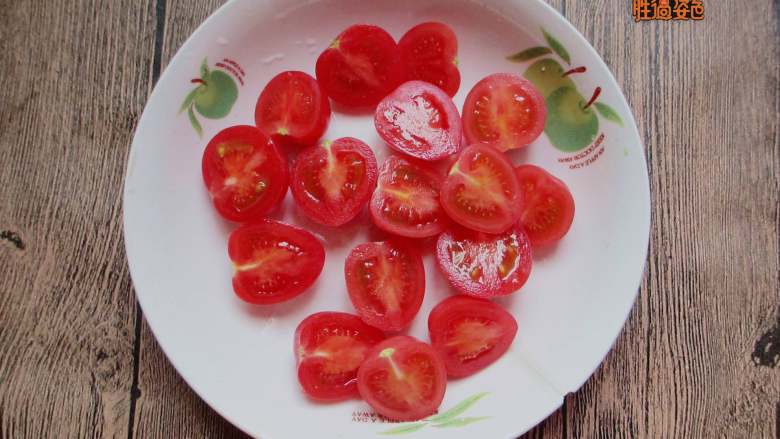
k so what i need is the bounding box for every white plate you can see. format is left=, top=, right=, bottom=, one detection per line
left=123, top=0, right=650, bottom=437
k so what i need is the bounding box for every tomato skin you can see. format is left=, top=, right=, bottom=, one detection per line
left=428, top=296, right=518, bottom=378
left=228, top=219, right=325, bottom=304
left=399, top=22, right=460, bottom=97
left=294, top=312, right=386, bottom=401
left=369, top=156, right=446, bottom=238
left=290, top=137, right=378, bottom=227
left=344, top=240, right=425, bottom=331
left=254, top=71, right=330, bottom=148
left=440, top=144, right=521, bottom=234
left=515, top=164, right=575, bottom=247
left=315, top=24, right=404, bottom=108
left=462, top=73, right=546, bottom=151
left=374, top=80, right=462, bottom=161
left=357, top=336, right=447, bottom=421
left=436, top=222, right=532, bottom=298
left=201, top=125, right=288, bottom=222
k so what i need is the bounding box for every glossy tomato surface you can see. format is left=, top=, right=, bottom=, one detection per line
left=515, top=164, right=575, bottom=247
left=315, top=24, right=404, bottom=108
left=357, top=336, right=447, bottom=421
left=399, top=22, right=460, bottom=96
left=369, top=156, right=445, bottom=238
left=428, top=296, right=518, bottom=377
left=374, top=80, right=462, bottom=161
left=254, top=71, right=330, bottom=147
left=201, top=125, right=288, bottom=222
left=291, top=137, right=377, bottom=227
left=344, top=240, right=425, bottom=331
left=440, top=144, right=521, bottom=234
left=462, top=73, right=546, bottom=151
left=436, top=223, right=532, bottom=298
left=228, top=219, right=325, bottom=304
left=294, top=312, right=385, bottom=401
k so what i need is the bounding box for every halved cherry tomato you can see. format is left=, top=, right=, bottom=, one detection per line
left=254, top=71, right=330, bottom=148
left=291, top=137, right=377, bottom=227
left=436, top=222, right=532, bottom=298
left=202, top=125, right=288, bottom=222
left=515, top=164, right=575, bottom=247
left=440, top=144, right=521, bottom=234
left=374, top=80, right=462, bottom=161
left=344, top=240, right=425, bottom=331
left=399, top=22, right=460, bottom=96
left=462, top=73, right=546, bottom=151
left=294, top=312, right=385, bottom=401
left=428, top=296, right=518, bottom=378
left=357, top=335, right=447, bottom=421
left=228, top=219, right=325, bottom=304
left=315, top=25, right=404, bottom=108
left=369, top=156, right=445, bottom=238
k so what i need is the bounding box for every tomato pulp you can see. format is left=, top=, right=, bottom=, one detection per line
left=399, top=22, right=460, bottom=97
left=515, top=164, right=575, bottom=247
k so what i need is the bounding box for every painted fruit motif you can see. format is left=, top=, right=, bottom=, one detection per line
left=181, top=58, right=241, bottom=137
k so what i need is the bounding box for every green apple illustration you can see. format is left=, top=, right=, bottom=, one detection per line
left=544, top=86, right=599, bottom=152
left=180, top=58, right=239, bottom=137
left=523, top=58, right=575, bottom=98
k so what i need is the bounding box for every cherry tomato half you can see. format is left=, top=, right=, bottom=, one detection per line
left=202, top=125, right=288, bottom=222
left=357, top=335, right=447, bottom=421
left=291, top=137, right=378, bottom=227
left=294, top=312, right=385, bottom=401
left=374, top=80, right=462, bottom=161
left=228, top=219, right=325, bottom=304
left=462, top=73, right=546, bottom=151
left=254, top=71, right=331, bottom=148
left=399, top=22, right=460, bottom=96
left=428, top=296, right=518, bottom=377
left=515, top=164, right=575, bottom=247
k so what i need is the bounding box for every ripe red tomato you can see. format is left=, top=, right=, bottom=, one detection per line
left=357, top=335, right=447, bottom=421
left=428, top=296, right=518, bottom=378
left=201, top=125, right=288, bottom=222
left=254, top=71, right=331, bottom=148
left=344, top=240, right=425, bottom=331
left=374, top=80, right=462, bottom=161
left=440, top=144, right=521, bottom=234
left=369, top=156, right=445, bottom=238
left=436, top=222, right=532, bottom=298
left=290, top=137, right=378, bottom=227
left=462, top=73, right=546, bottom=151
left=315, top=24, right=404, bottom=108
left=399, top=22, right=460, bottom=96
left=228, top=219, right=325, bottom=304
left=515, top=164, right=575, bottom=247
left=294, top=312, right=385, bottom=401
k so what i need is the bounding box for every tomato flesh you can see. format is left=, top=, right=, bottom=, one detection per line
left=315, top=25, right=404, bottom=108
left=515, top=164, right=575, bottom=247
left=201, top=125, right=288, bottom=222
left=357, top=336, right=447, bottom=421
left=440, top=144, right=521, bottom=234
left=344, top=240, right=425, bottom=331
left=294, top=312, right=385, bottom=401
left=291, top=137, right=377, bottom=227
left=462, top=73, right=546, bottom=151
left=228, top=219, right=325, bottom=304
left=399, top=22, right=460, bottom=96
left=374, top=80, right=462, bottom=161
left=369, top=156, right=445, bottom=238
left=254, top=71, right=330, bottom=148
left=428, top=296, right=518, bottom=377
left=436, top=222, right=532, bottom=298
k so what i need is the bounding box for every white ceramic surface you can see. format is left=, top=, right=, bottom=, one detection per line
left=123, top=0, right=650, bottom=437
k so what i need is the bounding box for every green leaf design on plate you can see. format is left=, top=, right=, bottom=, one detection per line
left=594, top=102, right=624, bottom=126
left=200, top=58, right=210, bottom=79
left=506, top=46, right=553, bottom=62
left=378, top=423, right=427, bottom=435
left=427, top=392, right=489, bottom=424
left=542, top=29, right=571, bottom=64
left=187, top=105, right=203, bottom=137
left=179, top=88, right=199, bottom=114
left=432, top=417, right=491, bottom=428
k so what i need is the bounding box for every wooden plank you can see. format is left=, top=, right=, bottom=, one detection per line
left=0, top=1, right=158, bottom=438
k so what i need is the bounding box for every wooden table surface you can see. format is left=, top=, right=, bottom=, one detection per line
left=1, top=0, right=778, bottom=437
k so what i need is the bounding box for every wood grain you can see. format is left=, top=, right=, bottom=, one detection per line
left=0, top=0, right=778, bottom=438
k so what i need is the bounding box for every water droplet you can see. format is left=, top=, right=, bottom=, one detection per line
left=217, top=37, right=229, bottom=46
